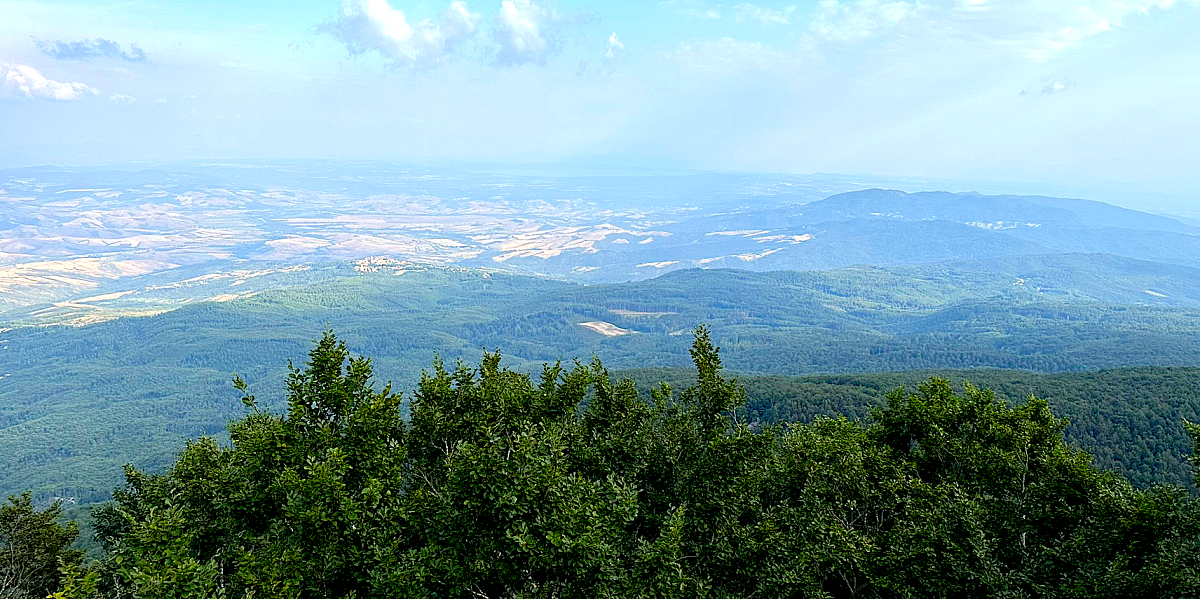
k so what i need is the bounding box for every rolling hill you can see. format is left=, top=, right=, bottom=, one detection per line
left=4, top=255, right=1200, bottom=502
left=6, top=165, right=1200, bottom=301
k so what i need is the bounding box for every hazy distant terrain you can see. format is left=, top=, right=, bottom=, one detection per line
left=0, top=164, right=869, bottom=309
left=4, top=164, right=1200, bottom=508
left=5, top=164, right=1200, bottom=325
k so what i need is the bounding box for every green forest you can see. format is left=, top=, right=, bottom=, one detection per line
left=622, top=367, right=1200, bottom=490
left=5, top=329, right=1200, bottom=598
left=6, top=261, right=1200, bottom=505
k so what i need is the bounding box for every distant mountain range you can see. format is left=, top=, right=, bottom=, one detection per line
left=4, top=166, right=1200, bottom=312
left=804, top=189, right=1196, bottom=232
left=602, top=188, right=1200, bottom=274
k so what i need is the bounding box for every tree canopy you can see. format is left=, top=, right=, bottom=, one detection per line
left=0, top=493, right=84, bottom=599
left=31, top=329, right=1200, bottom=597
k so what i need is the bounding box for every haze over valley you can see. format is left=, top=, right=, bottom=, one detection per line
left=5, top=163, right=1200, bottom=323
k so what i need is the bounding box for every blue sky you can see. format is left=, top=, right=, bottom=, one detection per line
left=1, top=0, right=1198, bottom=204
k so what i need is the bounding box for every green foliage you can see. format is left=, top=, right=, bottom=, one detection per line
left=0, top=493, right=84, bottom=599
left=622, top=366, right=1200, bottom=490
left=108, top=502, right=221, bottom=599
left=48, top=559, right=99, bottom=599
left=6, top=264, right=1200, bottom=503
left=1187, top=420, right=1200, bottom=488
left=84, top=331, right=1200, bottom=598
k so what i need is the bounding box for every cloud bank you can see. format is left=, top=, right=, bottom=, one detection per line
left=808, top=0, right=920, bottom=43
left=494, top=0, right=558, bottom=66
left=35, top=38, right=147, bottom=62
left=803, top=0, right=1196, bottom=60
left=322, top=0, right=480, bottom=67
left=317, top=0, right=588, bottom=68
left=733, top=4, right=797, bottom=25
left=1, top=63, right=97, bottom=100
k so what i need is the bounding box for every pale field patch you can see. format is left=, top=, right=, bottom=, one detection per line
left=75, top=290, right=136, bottom=303
left=63, top=204, right=194, bottom=230
left=0, top=258, right=174, bottom=303
left=734, top=248, right=782, bottom=261
left=750, top=233, right=811, bottom=244
left=706, top=230, right=771, bottom=237
left=578, top=321, right=636, bottom=336
left=492, top=225, right=671, bottom=262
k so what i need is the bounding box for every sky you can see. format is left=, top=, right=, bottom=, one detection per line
left=1, top=0, right=1198, bottom=206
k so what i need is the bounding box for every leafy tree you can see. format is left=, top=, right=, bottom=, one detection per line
left=86, top=329, right=1200, bottom=598
left=0, top=493, right=83, bottom=599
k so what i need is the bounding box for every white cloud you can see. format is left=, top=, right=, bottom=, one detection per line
left=660, top=0, right=723, bottom=20
left=605, top=32, right=625, bottom=60
left=109, top=93, right=138, bottom=103
left=494, top=0, right=557, bottom=65
left=805, top=0, right=1196, bottom=60
left=35, top=38, right=148, bottom=62
left=809, top=0, right=920, bottom=42
left=733, top=4, right=797, bottom=24
left=1018, top=1, right=1189, bottom=60
left=322, top=0, right=480, bottom=68
left=0, top=63, right=97, bottom=100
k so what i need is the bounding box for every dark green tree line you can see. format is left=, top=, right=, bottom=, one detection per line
left=24, top=329, right=1200, bottom=597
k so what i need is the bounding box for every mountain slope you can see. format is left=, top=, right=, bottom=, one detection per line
left=4, top=256, right=1200, bottom=502
left=800, top=189, right=1199, bottom=233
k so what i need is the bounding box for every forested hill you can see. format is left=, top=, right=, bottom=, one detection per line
left=4, top=256, right=1200, bottom=503
left=621, top=367, right=1200, bottom=490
